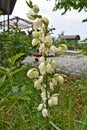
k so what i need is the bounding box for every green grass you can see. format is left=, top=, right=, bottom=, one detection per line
left=0, top=65, right=87, bottom=130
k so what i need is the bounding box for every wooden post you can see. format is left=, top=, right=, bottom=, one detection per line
left=7, top=0, right=10, bottom=31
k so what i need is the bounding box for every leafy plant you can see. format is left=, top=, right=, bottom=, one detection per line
left=0, top=29, right=33, bottom=66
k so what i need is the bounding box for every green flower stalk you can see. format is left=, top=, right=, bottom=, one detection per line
left=26, top=0, right=67, bottom=118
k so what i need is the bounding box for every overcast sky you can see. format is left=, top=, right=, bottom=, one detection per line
left=1, top=0, right=87, bottom=40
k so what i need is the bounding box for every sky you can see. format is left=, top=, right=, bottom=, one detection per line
left=1, top=0, right=87, bottom=40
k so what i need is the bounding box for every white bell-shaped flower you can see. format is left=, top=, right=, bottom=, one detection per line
left=49, top=82, right=54, bottom=91
left=60, top=44, right=68, bottom=51
left=38, top=76, right=43, bottom=83
left=27, top=68, right=39, bottom=79
left=42, top=108, right=48, bottom=117
left=27, top=11, right=37, bottom=20
left=33, top=4, right=39, bottom=13
left=52, top=78, right=57, bottom=86
left=32, top=31, right=39, bottom=38
left=33, top=19, right=42, bottom=30
left=48, top=95, right=58, bottom=107
left=50, top=60, right=56, bottom=69
left=39, top=56, right=45, bottom=63
left=43, top=35, right=53, bottom=47
left=42, top=17, right=49, bottom=26
left=34, top=80, right=42, bottom=90
left=51, top=96, right=58, bottom=106
left=46, top=63, right=54, bottom=74
left=49, top=46, right=57, bottom=56
left=32, top=38, right=39, bottom=46
left=39, top=43, right=45, bottom=53
left=58, top=75, right=64, bottom=84
left=41, top=91, right=46, bottom=102
left=37, top=103, right=43, bottom=111
left=57, top=46, right=63, bottom=54
left=39, top=62, right=46, bottom=75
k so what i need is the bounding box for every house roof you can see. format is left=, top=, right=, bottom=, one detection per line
left=60, top=35, right=80, bottom=40
left=0, top=0, right=17, bottom=15
left=0, top=16, right=33, bottom=29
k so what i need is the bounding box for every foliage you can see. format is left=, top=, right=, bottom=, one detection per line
left=0, top=63, right=87, bottom=129
left=53, top=38, right=78, bottom=50
left=53, top=0, right=87, bottom=14
left=76, top=39, right=87, bottom=55
left=0, top=29, right=35, bottom=66
left=52, top=0, right=87, bottom=22
left=0, top=47, right=87, bottom=130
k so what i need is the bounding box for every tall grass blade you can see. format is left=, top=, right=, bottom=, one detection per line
left=79, top=106, right=87, bottom=130
left=61, top=112, right=65, bottom=130
left=68, top=96, right=74, bottom=130
left=50, top=121, right=62, bottom=130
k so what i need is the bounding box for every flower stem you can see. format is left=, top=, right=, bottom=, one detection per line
left=45, top=73, right=50, bottom=129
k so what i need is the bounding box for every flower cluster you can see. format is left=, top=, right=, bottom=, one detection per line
left=27, top=1, right=67, bottom=118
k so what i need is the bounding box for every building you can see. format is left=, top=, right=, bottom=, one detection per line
left=58, top=34, right=80, bottom=50
left=59, top=34, right=80, bottom=43
left=0, top=16, right=33, bottom=30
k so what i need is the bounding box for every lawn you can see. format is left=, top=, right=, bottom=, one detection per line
left=0, top=62, right=87, bottom=130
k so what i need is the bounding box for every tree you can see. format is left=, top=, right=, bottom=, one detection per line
left=52, top=0, right=87, bottom=22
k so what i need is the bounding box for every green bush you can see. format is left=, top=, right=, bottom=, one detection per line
left=78, top=42, right=87, bottom=55
left=54, top=38, right=79, bottom=50
left=0, top=29, right=36, bottom=66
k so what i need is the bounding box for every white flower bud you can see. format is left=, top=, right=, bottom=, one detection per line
left=27, top=13, right=36, bottom=20
left=52, top=78, right=57, bottom=86
left=58, top=75, right=64, bottom=84
left=43, top=36, right=53, bottom=47
left=60, top=44, right=68, bottom=51
left=39, top=56, right=45, bottom=62
left=27, top=69, right=33, bottom=79
left=32, top=30, right=43, bottom=38
left=48, top=96, right=58, bottom=107
left=51, top=96, right=58, bottom=105
left=41, top=91, right=46, bottom=102
left=37, top=103, right=43, bottom=111
left=48, top=99, right=54, bottom=107
left=46, top=63, right=54, bottom=74
left=38, top=30, right=43, bottom=37
left=50, top=60, right=56, bottom=69
left=42, top=108, right=48, bottom=117
left=33, top=4, right=39, bottom=13
left=57, top=47, right=63, bottom=54
left=39, top=43, right=45, bottom=53
left=32, top=38, right=39, bottom=46
left=49, top=82, right=54, bottom=91
left=34, top=80, right=42, bottom=89
left=42, top=17, right=49, bottom=26
left=27, top=68, right=39, bottom=79
left=38, top=76, right=43, bottom=83
left=49, top=46, right=57, bottom=55
left=34, top=71, right=39, bottom=78
left=27, top=11, right=37, bottom=20
left=39, top=62, right=46, bottom=75
left=45, top=47, right=49, bottom=55
left=41, top=90, right=50, bottom=102
left=32, top=31, right=39, bottom=38
left=33, top=19, right=42, bottom=30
